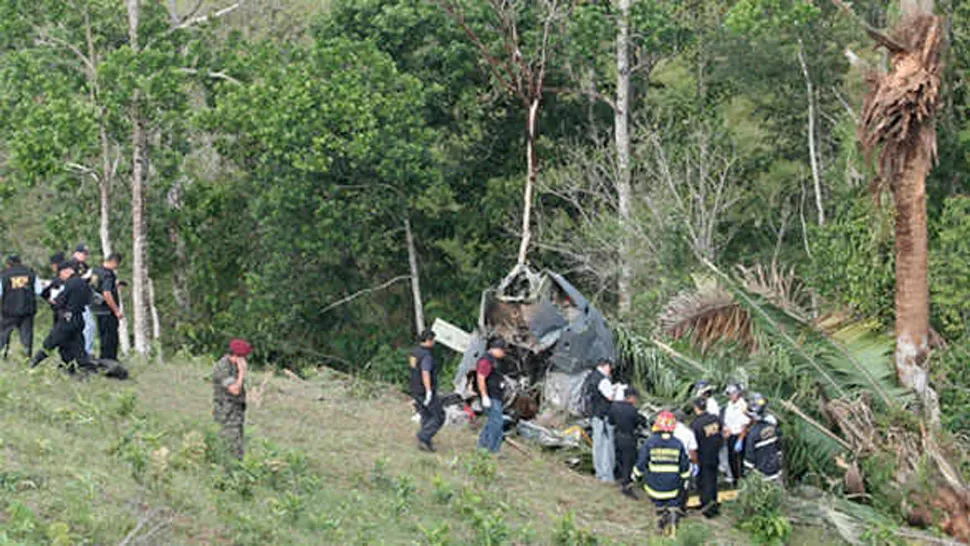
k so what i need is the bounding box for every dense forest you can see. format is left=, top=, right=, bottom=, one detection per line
left=3, top=0, right=970, bottom=539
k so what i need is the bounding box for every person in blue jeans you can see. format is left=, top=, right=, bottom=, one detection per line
left=476, top=338, right=508, bottom=453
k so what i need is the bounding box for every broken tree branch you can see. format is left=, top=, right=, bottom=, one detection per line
left=830, top=0, right=908, bottom=53
left=176, top=68, right=242, bottom=85
left=173, top=1, right=243, bottom=30
left=320, top=276, right=411, bottom=315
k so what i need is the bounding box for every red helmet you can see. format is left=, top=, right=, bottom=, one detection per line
left=653, top=410, right=677, bottom=433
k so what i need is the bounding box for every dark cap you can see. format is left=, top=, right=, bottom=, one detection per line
left=488, top=338, right=508, bottom=350
left=419, top=329, right=436, bottom=342
left=693, top=398, right=707, bottom=410
left=597, top=358, right=614, bottom=367
left=50, top=252, right=65, bottom=265
left=57, top=260, right=75, bottom=272
left=624, top=386, right=639, bottom=398
left=106, top=252, right=123, bottom=264
left=75, top=243, right=89, bottom=254
left=6, top=254, right=20, bottom=265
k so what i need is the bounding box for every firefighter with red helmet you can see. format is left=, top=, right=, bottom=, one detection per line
left=634, top=410, right=691, bottom=532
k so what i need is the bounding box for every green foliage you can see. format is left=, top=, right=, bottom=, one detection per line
left=732, top=476, right=792, bottom=546
left=551, top=511, right=599, bottom=546
left=931, top=196, right=970, bottom=340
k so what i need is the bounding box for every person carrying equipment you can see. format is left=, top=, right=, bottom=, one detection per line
left=0, top=255, right=42, bottom=359
left=634, top=410, right=691, bottom=533
left=744, top=393, right=783, bottom=482
left=583, top=358, right=625, bottom=483
left=410, top=329, right=444, bottom=452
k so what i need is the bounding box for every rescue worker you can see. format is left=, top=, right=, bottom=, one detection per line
left=608, top=386, right=646, bottom=498
left=744, top=393, right=783, bottom=482
left=691, top=398, right=724, bottom=517
left=42, top=253, right=65, bottom=327
left=29, top=262, right=93, bottom=371
left=723, top=383, right=751, bottom=486
left=672, top=409, right=699, bottom=509
left=585, top=358, right=625, bottom=483
left=634, top=411, right=691, bottom=533
left=693, top=380, right=720, bottom=416
left=90, top=254, right=123, bottom=361
left=0, top=255, right=42, bottom=359
left=410, top=329, right=444, bottom=452
left=476, top=338, right=508, bottom=454
left=68, top=244, right=96, bottom=359
left=213, top=338, right=251, bottom=459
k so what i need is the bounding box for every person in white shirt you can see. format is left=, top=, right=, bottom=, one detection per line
left=722, top=384, right=751, bottom=485
left=694, top=380, right=720, bottom=416
left=673, top=409, right=699, bottom=509
left=585, top=359, right=625, bottom=483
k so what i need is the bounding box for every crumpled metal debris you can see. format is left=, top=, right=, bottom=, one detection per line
left=452, top=266, right=616, bottom=414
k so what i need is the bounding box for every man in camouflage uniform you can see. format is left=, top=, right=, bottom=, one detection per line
left=213, top=339, right=251, bottom=459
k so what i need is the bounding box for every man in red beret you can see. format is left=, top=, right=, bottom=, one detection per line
left=213, top=338, right=251, bottom=459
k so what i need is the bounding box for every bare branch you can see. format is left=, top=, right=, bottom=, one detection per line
left=173, top=1, right=243, bottom=30
left=177, top=67, right=242, bottom=85
left=36, top=29, right=96, bottom=76
left=319, top=276, right=411, bottom=315
left=830, top=0, right=908, bottom=53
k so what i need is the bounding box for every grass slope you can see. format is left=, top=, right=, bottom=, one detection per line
left=0, top=355, right=839, bottom=545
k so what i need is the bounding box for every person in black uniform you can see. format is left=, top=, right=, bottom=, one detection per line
left=90, top=253, right=124, bottom=361
left=40, top=254, right=65, bottom=327
left=0, top=255, right=40, bottom=359
left=29, top=262, right=93, bottom=372
left=691, top=398, right=724, bottom=517
left=410, top=329, right=444, bottom=452
left=744, top=393, right=783, bottom=483
left=608, top=386, right=646, bottom=498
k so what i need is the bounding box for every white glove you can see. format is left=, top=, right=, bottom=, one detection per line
left=691, top=464, right=700, bottom=478
left=423, top=392, right=433, bottom=407
left=482, top=395, right=492, bottom=409
left=615, top=384, right=629, bottom=400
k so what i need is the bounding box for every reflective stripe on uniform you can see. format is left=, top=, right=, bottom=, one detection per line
left=643, top=484, right=680, bottom=500
left=744, top=461, right=755, bottom=469
left=755, top=437, right=778, bottom=449
left=648, top=464, right=680, bottom=473
left=680, top=470, right=692, bottom=479
left=763, top=473, right=781, bottom=482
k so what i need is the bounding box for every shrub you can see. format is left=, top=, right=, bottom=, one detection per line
left=552, top=511, right=599, bottom=546
left=731, top=475, right=792, bottom=546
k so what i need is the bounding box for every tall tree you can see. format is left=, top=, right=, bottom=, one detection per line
left=615, top=0, right=633, bottom=315
left=852, top=0, right=945, bottom=422
left=438, top=0, right=573, bottom=266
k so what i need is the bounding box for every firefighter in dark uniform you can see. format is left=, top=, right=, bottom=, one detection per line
left=608, top=386, right=646, bottom=498
left=634, top=410, right=691, bottom=533
left=29, top=262, right=93, bottom=371
left=691, top=397, right=724, bottom=517
left=743, top=393, right=783, bottom=483
left=90, top=254, right=123, bottom=361
left=410, top=329, right=444, bottom=452
left=0, top=255, right=41, bottom=359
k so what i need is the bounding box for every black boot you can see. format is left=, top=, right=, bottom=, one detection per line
left=29, top=350, right=48, bottom=368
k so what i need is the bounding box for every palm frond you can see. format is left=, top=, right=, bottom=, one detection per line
left=615, top=327, right=683, bottom=400
left=659, top=275, right=755, bottom=352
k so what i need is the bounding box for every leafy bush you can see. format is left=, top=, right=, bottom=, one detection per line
left=552, top=511, right=599, bottom=546
left=731, top=475, right=792, bottom=546
left=931, top=196, right=970, bottom=341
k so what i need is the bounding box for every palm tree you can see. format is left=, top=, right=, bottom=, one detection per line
left=856, top=0, right=944, bottom=424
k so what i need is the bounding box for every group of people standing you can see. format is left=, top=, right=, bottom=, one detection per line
left=589, top=368, right=783, bottom=529
left=0, top=245, right=124, bottom=371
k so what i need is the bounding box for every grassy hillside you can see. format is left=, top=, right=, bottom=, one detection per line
left=0, top=356, right=849, bottom=545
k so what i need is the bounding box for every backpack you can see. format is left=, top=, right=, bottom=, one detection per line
left=578, top=369, right=603, bottom=418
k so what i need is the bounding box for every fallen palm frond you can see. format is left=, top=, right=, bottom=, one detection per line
left=659, top=275, right=755, bottom=352
left=738, top=262, right=813, bottom=322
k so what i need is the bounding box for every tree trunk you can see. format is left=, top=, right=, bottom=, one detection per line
left=99, top=126, right=113, bottom=257
left=797, top=40, right=825, bottom=226
left=130, top=115, right=151, bottom=356
left=615, top=0, right=633, bottom=315
left=894, top=136, right=938, bottom=425
left=168, top=178, right=190, bottom=315
left=404, top=216, right=426, bottom=335
left=127, top=0, right=152, bottom=357
left=517, top=97, right=541, bottom=266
